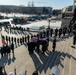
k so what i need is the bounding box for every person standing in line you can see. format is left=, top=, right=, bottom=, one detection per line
left=11, top=43, right=14, bottom=53
left=52, top=36, right=56, bottom=52
left=17, top=38, right=19, bottom=46
left=59, top=28, right=62, bottom=38
left=0, top=47, right=4, bottom=57
left=9, top=36, right=11, bottom=44
left=6, top=44, right=11, bottom=58
left=27, top=35, right=30, bottom=43
left=55, top=28, right=58, bottom=37
left=6, top=35, right=8, bottom=44
left=25, top=35, right=27, bottom=43
left=50, top=28, right=53, bottom=37
left=11, top=37, right=13, bottom=43
left=36, top=34, right=40, bottom=53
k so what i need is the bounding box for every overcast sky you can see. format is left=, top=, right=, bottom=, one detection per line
left=0, top=0, right=74, bottom=9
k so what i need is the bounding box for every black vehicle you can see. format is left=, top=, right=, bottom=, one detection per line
left=28, top=17, right=36, bottom=21
left=12, top=17, right=27, bottom=24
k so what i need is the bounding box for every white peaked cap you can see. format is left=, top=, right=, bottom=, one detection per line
left=8, top=72, right=14, bottom=75
left=51, top=66, right=60, bottom=75
left=19, top=71, right=25, bottom=75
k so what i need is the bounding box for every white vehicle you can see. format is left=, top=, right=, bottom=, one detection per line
left=0, top=18, right=16, bottom=27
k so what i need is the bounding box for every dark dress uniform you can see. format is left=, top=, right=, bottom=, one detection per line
left=6, top=36, right=8, bottom=44
left=59, top=28, right=62, bottom=38
left=52, top=38, right=56, bottom=52
left=17, top=38, right=19, bottom=46
left=11, top=37, right=13, bottom=43
left=42, top=40, right=47, bottom=54
left=27, top=35, right=30, bottom=42
left=11, top=43, right=14, bottom=53
left=9, top=37, right=11, bottom=43
left=73, top=35, right=76, bottom=45
left=55, top=28, right=58, bottom=37
left=50, top=28, right=53, bottom=37
left=14, top=37, right=16, bottom=44
left=0, top=47, right=3, bottom=57
left=5, top=45, right=10, bottom=54
left=25, top=36, right=27, bottom=43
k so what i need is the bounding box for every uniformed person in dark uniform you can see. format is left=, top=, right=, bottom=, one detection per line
left=37, top=38, right=40, bottom=53
left=42, top=40, right=47, bottom=54
left=52, top=37, right=56, bottom=52
left=27, top=35, right=30, bottom=42
left=55, top=28, right=58, bottom=37
left=43, top=30, right=46, bottom=38
left=6, top=36, right=8, bottom=44
left=59, top=28, right=62, bottom=38
left=25, top=36, right=27, bottom=43
left=17, top=38, right=19, bottom=46
left=14, top=37, right=16, bottom=47
left=37, top=34, right=39, bottom=38
left=63, top=26, right=67, bottom=36
left=22, top=36, right=24, bottom=44
left=46, top=29, right=49, bottom=37
left=31, top=35, right=33, bottom=39
left=50, top=28, right=53, bottom=37
left=40, top=32, right=43, bottom=38
left=73, top=30, right=76, bottom=47
left=11, top=37, right=13, bottom=43
left=0, top=47, right=3, bottom=57
left=11, top=43, right=14, bottom=53
left=9, top=36, right=11, bottom=43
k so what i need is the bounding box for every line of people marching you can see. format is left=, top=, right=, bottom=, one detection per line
left=0, top=23, right=76, bottom=58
